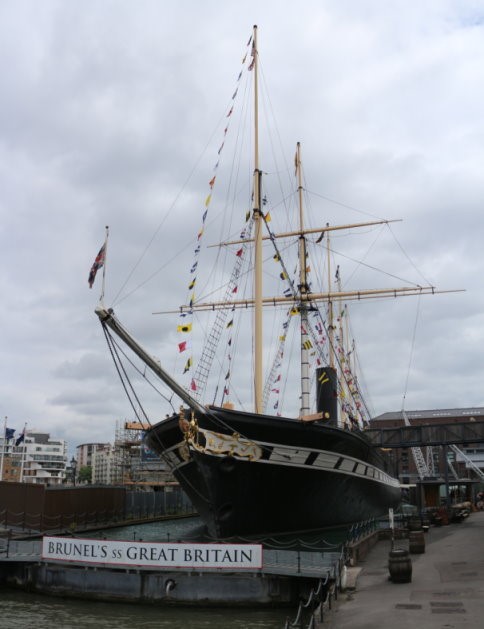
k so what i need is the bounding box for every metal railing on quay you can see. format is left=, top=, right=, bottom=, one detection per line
left=0, top=501, right=197, bottom=537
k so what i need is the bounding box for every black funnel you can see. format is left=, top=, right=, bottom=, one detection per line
left=316, top=366, right=338, bottom=424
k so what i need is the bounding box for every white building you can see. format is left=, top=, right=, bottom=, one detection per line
left=92, top=445, right=123, bottom=485
left=455, top=447, right=484, bottom=473
left=19, top=431, right=68, bottom=485
left=76, top=442, right=110, bottom=470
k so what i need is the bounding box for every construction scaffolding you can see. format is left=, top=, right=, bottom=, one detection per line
left=114, top=420, right=174, bottom=486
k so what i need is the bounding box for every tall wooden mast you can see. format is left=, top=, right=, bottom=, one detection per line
left=296, top=143, right=311, bottom=416
left=252, top=24, right=263, bottom=414
left=326, top=225, right=335, bottom=370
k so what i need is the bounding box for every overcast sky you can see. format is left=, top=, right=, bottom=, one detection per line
left=1, top=0, right=483, bottom=454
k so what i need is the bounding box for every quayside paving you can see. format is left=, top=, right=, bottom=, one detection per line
left=323, top=510, right=484, bottom=629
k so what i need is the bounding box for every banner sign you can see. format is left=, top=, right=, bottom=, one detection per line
left=42, top=537, right=262, bottom=570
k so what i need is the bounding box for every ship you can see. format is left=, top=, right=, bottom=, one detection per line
left=94, top=26, right=454, bottom=539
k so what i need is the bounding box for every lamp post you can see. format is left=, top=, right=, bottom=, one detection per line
left=70, top=456, right=77, bottom=486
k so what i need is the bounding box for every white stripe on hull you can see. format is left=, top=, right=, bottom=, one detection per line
left=164, top=436, right=399, bottom=490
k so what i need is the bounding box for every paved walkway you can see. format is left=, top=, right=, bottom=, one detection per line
left=326, top=511, right=484, bottom=628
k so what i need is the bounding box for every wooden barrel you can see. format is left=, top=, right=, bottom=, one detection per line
left=409, top=530, right=425, bottom=554
left=408, top=517, right=422, bottom=531
left=388, top=548, right=412, bottom=583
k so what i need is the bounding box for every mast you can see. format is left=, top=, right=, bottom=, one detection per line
left=326, top=224, right=335, bottom=369
left=0, top=416, right=6, bottom=481
left=252, top=24, right=263, bottom=414
left=335, top=268, right=347, bottom=427
left=19, top=423, right=27, bottom=483
left=295, top=143, right=311, bottom=416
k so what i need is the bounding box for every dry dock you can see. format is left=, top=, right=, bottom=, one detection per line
left=0, top=536, right=343, bottom=607
left=324, top=510, right=484, bottom=628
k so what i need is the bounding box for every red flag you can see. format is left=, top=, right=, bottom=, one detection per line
left=178, top=341, right=187, bottom=353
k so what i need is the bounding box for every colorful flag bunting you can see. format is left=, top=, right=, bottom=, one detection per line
left=177, top=323, right=192, bottom=333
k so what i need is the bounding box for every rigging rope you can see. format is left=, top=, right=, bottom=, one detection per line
left=101, top=323, right=214, bottom=504
left=401, top=292, right=422, bottom=411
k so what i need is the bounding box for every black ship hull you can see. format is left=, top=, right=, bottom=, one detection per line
left=145, top=406, right=401, bottom=539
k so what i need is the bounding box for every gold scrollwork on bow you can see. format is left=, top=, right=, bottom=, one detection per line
left=188, top=427, right=262, bottom=461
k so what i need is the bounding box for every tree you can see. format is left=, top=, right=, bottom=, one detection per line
left=78, top=465, right=92, bottom=484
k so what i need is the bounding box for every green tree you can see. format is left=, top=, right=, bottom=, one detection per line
left=78, top=465, right=92, bottom=484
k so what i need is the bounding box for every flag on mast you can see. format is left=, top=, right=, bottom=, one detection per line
left=15, top=426, right=26, bottom=446
left=88, top=242, right=106, bottom=288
